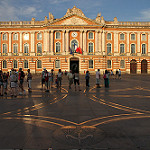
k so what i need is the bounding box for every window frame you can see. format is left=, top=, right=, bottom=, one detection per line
left=37, top=60, right=42, bottom=68
left=24, top=43, right=29, bottom=53
left=3, top=33, right=7, bottom=41
left=2, top=44, right=7, bottom=53
left=131, top=34, right=135, bottom=41
left=120, top=60, right=125, bottom=69
left=120, top=33, right=125, bottom=40
left=88, top=42, right=94, bottom=53
left=2, top=60, right=7, bottom=69
left=56, top=32, right=61, bottom=39
left=107, top=43, right=112, bottom=54
left=89, top=60, right=94, bottom=69
left=37, top=43, right=42, bottom=53
left=142, top=34, right=146, bottom=41
left=13, top=33, right=18, bottom=40
left=37, top=32, right=42, bottom=40
left=56, top=42, right=61, bottom=53
left=107, top=33, right=112, bottom=40
left=13, top=43, right=18, bottom=54
left=120, top=43, right=125, bottom=54
left=13, top=60, right=18, bottom=69
left=24, top=33, right=29, bottom=40
left=88, top=32, right=94, bottom=39
left=142, top=44, right=146, bottom=54
left=131, top=44, right=136, bottom=54
left=24, top=60, right=28, bottom=69
left=107, top=60, right=112, bottom=69
left=55, top=60, right=60, bottom=69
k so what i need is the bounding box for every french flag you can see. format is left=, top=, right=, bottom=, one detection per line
left=74, top=43, right=82, bottom=54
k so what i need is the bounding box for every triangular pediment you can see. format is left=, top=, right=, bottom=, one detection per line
left=51, top=15, right=100, bottom=26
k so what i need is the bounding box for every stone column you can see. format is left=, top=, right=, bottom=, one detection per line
left=31, top=32, right=35, bottom=53
left=83, top=30, right=87, bottom=54
left=19, top=32, right=23, bottom=53
left=80, top=30, right=83, bottom=50
left=114, top=31, right=118, bottom=56
left=9, top=32, right=12, bottom=53
left=126, top=32, right=130, bottom=56
left=137, top=32, right=141, bottom=56
left=66, top=30, right=69, bottom=54
left=62, top=30, right=65, bottom=53
left=102, top=30, right=105, bottom=55
left=47, top=31, right=50, bottom=53
left=95, top=30, right=99, bottom=54
left=99, top=30, right=102, bottom=55
left=50, top=30, right=54, bottom=54
left=44, top=30, right=48, bottom=52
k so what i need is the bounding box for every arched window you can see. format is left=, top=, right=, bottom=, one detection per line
left=37, top=60, right=42, bottom=68
left=2, top=44, right=7, bottom=53
left=3, top=60, right=7, bottom=68
left=107, top=43, right=111, bottom=54
left=24, top=33, right=29, bottom=40
left=13, top=44, right=18, bottom=53
left=142, top=44, right=146, bottom=54
left=13, top=60, right=18, bottom=69
left=56, top=42, right=61, bottom=53
left=24, top=43, right=29, bottom=53
left=71, top=40, right=78, bottom=52
left=88, top=42, right=94, bottom=53
left=37, top=43, right=42, bottom=53
left=107, top=33, right=111, bottom=40
left=37, top=33, right=42, bottom=40
left=131, top=44, right=135, bottom=54
left=120, top=33, right=125, bottom=40
left=89, top=60, right=93, bottom=68
left=24, top=60, right=28, bottom=68
left=88, top=32, right=93, bottom=39
left=107, top=60, right=112, bottom=68
left=3, top=33, right=7, bottom=40
left=120, top=44, right=125, bottom=54
left=13, top=33, right=18, bottom=40
left=131, top=34, right=135, bottom=40
left=56, top=32, right=61, bottom=39
left=55, top=60, right=60, bottom=68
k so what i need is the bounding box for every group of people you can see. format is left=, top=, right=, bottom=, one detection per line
left=0, top=68, right=32, bottom=97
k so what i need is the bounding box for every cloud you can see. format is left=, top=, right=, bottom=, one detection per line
left=137, top=8, right=150, bottom=21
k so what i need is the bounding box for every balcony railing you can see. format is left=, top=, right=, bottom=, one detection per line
left=24, top=53, right=30, bottom=56
left=2, top=53, right=8, bottom=56
left=13, top=53, right=19, bottom=56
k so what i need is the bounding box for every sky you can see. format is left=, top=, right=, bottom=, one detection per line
left=0, top=0, right=150, bottom=22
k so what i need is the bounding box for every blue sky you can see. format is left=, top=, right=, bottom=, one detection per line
left=0, top=0, right=150, bottom=22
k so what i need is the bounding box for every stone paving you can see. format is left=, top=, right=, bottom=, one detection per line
left=0, top=74, right=150, bottom=150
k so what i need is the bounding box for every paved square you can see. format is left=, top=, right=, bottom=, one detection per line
left=0, top=74, right=150, bottom=149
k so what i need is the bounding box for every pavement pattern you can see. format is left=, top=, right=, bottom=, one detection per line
left=0, top=74, right=150, bottom=150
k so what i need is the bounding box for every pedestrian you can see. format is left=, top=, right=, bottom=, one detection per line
left=18, top=68, right=25, bottom=95
left=41, top=68, right=46, bottom=90
left=111, top=70, right=114, bottom=79
left=44, top=70, right=49, bottom=92
left=3, top=72, right=8, bottom=95
left=57, top=69, right=62, bottom=88
left=74, top=71, right=81, bottom=91
left=67, top=70, right=73, bottom=89
left=0, top=70, right=4, bottom=96
left=103, top=70, right=109, bottom=88
left=27, top=69, right=32, bottom=92
left=55, top=75, right=58, bottom=88
left=96, top=69, right=101, bottom=88
left=118, top=69, right=121, bottom=79
left=50, top=69, right=54, bottom=88
left=85, top=70, right=90, bottom=87
left=10, top=69, right=18, bottom=97
left=116, top=69, right=118, bottom=79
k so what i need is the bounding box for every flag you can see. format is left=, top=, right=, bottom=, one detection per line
left=70, top=47, right=73, bottom=54
left=76, top=47, right=82, bottom=54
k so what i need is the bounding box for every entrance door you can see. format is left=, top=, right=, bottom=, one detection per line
left=70, top=57, right=79, bottom=73
left=130, top=59, right=137, bottom=74
left=141, top=59, right=147, bottom=73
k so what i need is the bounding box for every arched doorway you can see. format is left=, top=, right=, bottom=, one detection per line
left=70, top=57, right=79, bottom=73
left=141, top=59, right=147, bottom=74
left=130, top=59, right=137, bottom=74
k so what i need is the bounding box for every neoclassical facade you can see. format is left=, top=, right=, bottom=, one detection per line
left=0, top=6, right=150, bottom=74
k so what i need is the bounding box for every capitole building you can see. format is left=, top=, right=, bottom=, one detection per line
left=0, top=6, right=150, bottom=74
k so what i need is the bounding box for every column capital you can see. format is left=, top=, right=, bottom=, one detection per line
left=65, top=30, right=70, bottom=33
left=83, top=30, right=87, bottom=33
left=50, top=30, right=54, bottom=33
left=80, top=30, right=84, bottom=33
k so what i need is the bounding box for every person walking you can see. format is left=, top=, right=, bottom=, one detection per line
left=85, top=70, right=90, bottom=87
left=44, top=70, right=49, bottom=92
left=0, top=70, right=4, bottom=96
left=3, top=72, right=8, bottom=95
left=116, top=69, right=118, bottom=79
left=18, top=68, right=25, bottom=95
left=41, top=68, right=46, bottom=90
left=103, top=70, right=109, bottom=88
left=118, top=69, right=121, bottom=79
left=50, top=69, right=54, bottom=88
left=27, top=69, right=32, bottom=92
left=57, top=69, right=62, bottom=88
left=74, top=71, right=81, bottom=91
left=96, top=69, right=101, bottom=88
left=67, top=70, right=73, bottom=89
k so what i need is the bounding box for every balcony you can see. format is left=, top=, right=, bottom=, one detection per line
left=2, top=53, right=8, bottom=56
left=12, top=53, right=19, bottom=56
left=23, top=53, right=30, bottom=56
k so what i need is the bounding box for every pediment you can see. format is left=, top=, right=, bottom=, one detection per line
left=51, top=15, right=99, bottom=26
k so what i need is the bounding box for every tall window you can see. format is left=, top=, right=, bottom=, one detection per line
left=88, top=42, right=94, bottom=53
left=107, top=60, right=112, bottom=68
left=131, top=34, right=135, bottom=40
left=13, top=33, right=18, bottom=40
left=24, top=60, right=28, bottom=68
left=3, top=33, right=7, bottom=40
left=13, top=44, right=18, bottom=53
left=37, top=33, right=42, bottom=40
left=24, top=43, right=29, bottom=53
left=3, top=60, right=7, bottom=68
left=107, top=43, right=111, bottom=54
left=120, top=60, right=125, bottom=68
left=56, top=32, right=61, bottom=39
left=37, top=43, right=42, bottom=53
left=55, top=60, right=60, bottom=68
left=131, top=44, right=135, bottom=54
left=2, top=44, right=7, bottom=53
left=24, top=33, right=29, bottom=40
left=142, top=34, right=146, bottom=41
left=89, top=32, right=94, bottom=39
left=142, top=44, right=146, bottom=54
left=89, top=60, right=93, bottom=68
left=120, top=33, right=125, bottom=40
left=13, top=60, right=18, bottom=69
left=120, top=44, right=125, bottom=54
left=107, top=33, right=111, bottom=40
left=37, top=60, right=42, bottom=68
left=71, top=40, right=78, bottom=52
left=56, top=42, right=61, bottom=53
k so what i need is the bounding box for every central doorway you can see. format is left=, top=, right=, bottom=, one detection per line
left=70, top=57, right=79, bottom=73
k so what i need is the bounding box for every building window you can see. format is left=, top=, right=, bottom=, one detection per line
left=37, top=43, right=42, bottom=53
left=142, top=34, right=146, bottom=41
left=13, top=33, right=18, bottom=40
left=131, top=34, right=135, bottom=40
left=88, top=42, right=94, bottom=53
left=120, top=60, right=125, bottom=68
left=131, top=44, right=135, bottom=54
left=142, top=44, right=146, bottom=54
left=37, top=33, right=42, bottom=40
left=37, top=60, right=42, bottom=68
left=24, top=43, right=29, bottom=53
left=24, top=60, right=28, bottom=68
left=55, top=60, right=60, bottom=68
left=24, top=33, right=29, bottom=40
left=107, top=60, right=112, bottom=68
left=71, top=40, right=78, bottom=52
left=56, top=42, right=61, bottom=53
left=107, top=43, right=111, bottom=54
left=107, top=33, right=111, bottom=40
left=120, top=44, right=125, bottom=54
left=89, top=32, right=94, bottom=39
left=13, top=60, right=18, bottom=69
left=3, top=60, right=7, bottom=68
left=13, top=44, right=18, bottom=53
left=2, top=44, right=7, bottom=53
left=89, top=60, right=93, bottom=68
left=3, top=33, right=7, bottom=40
left=120, top=33, right=125, bottom=40
left=56, top=32, right=61, bottom=39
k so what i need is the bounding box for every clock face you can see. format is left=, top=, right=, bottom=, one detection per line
left=72, top=32, right=77, bottom=37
